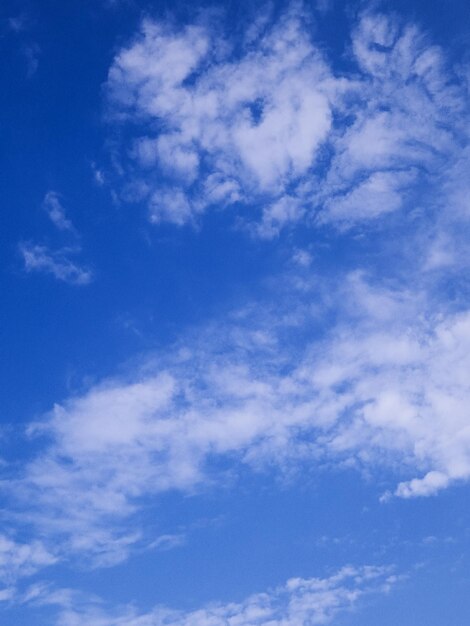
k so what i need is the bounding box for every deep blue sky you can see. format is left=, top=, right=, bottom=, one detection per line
left=1, top=1, right=470, bottom=624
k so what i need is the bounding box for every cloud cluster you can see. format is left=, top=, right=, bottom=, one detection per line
left=106, top=9, right=467, bottom=235
left=106, top=9, right=332, bottom=229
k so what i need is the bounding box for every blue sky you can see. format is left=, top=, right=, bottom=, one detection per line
left=1, top=0, right=470, bottom=624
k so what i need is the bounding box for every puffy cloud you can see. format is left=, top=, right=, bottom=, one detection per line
left=105, top=8, right=469, bottom=234
left=149, top=188, right=196, bottom=225
left=106, top=9, right=333, bottom=227
left=303, top=295, right=470, bottom=498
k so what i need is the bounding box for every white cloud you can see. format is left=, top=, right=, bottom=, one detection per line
left=257, top=195, right=305, bottom=238
left=149, top=188, right=196, bottom=225
left=22, top=42, right=40, bottom=77
left=19, top=243, right=92, bottom=285
left=9, top=266, right=470, bottom=566
left=106, top=9, right=333, bottom=227
left=315, top=13, right=466, bottom=227
left=147, top=533, right=185, bottom=551
left=105, top=8, right=468, bottom=234
left=48, top=565, right=396, bottom=626
left=321, top=170, right=416, bottom=224
left=0, top=535, right=56, bottom=595
left=292, top=248, right=313, bottom=267
left=290, top=275, right=470, bottom=498
left=7, top=6, right=470, bottom=574
left=42, top=192, right=75, bottom=232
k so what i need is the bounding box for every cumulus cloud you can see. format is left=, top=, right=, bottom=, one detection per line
left=105, top=8, right=468, bottom=234
left=19, top=243, right=93, bottom=285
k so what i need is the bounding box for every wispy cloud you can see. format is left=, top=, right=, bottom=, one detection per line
left=42, top=192, right=76, bottom=233
left=0, top=534, right=56, bottom=603
left=26, top=565, right=397, bottom=626
left=19, top=243, right=92, bottom=285
left=4, top=12, right=40, bottom=77
left=3, top=2, right=470, bottom=623
left=6, top=263, right=470, bottom=567
left=19, top=192, right=92, bottom=285
left=4, top=3, right=470, bottom=614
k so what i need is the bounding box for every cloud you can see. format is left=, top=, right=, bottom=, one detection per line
left=21, top=42, right=40, bottom=77
left=311, top=11, right=467, bottom=228
left=40, top=565, right=396, bottom=626
left=19, top=191, right=92, bottom=285
left=0, top=535, right=56, bottom=602
left=106, top=9, right=333, bottom=227
left=299, top=280, right=470, bottom=498
left=320, top=169, right=417, bottom=224
left=7, top=15, right=28, bottom=33
left=149, top=188, right=196, bottom=226
left=105, top=8, right=468, bottom=235
left=42, top=192, right=75, bottom=233
left=6, top=3, right=470, bottom=582
left=4, top=12, right=40, bottom=77
left=19, top=243, right=92, bottom=285
left=7, top=263, right=470, bottom=567
left=147, top=533, right=185, bottom=551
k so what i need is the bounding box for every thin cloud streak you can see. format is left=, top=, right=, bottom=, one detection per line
left=27, top=565, right=397, bottom=626
left=19, top=243, right=93, bottom=285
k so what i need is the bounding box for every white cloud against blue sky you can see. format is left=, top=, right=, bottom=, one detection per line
left=105, top=5, right=467, bottom=235
left=1, top=0, right=470, bottom=624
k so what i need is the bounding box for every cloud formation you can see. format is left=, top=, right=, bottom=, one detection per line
left=42, top=192, right=76, bottom=233
left=6, top=2, right=470, bottom=611
left=38, top=565, right=396, bottom=626
left=105, top=9, right=333, bottom=227
left=0, top=535, right=56, bottom=604
left=4, top=2, right=470, bottom=623
left=19, top=192, right=92, bottom=285
left=8, top=263, right=470, bottom=571
left=19, top=243, right=92, bottom=285
left=106, top=9, right=467, bottom=235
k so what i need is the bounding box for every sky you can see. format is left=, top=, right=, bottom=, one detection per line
left=1, top=0, right=470, bottom=623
